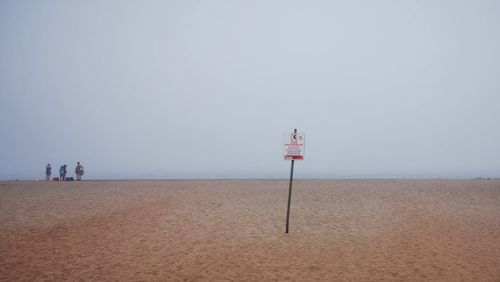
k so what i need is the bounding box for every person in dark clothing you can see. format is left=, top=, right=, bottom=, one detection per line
left=45, top=164, right=52, bottom=181
left=59, top=165, right=67, bottom=181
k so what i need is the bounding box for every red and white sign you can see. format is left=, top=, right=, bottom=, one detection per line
left=284, top=132, right=305, bottom=160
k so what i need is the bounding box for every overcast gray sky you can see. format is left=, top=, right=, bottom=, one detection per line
left=1, top=0, right=499, bottom=180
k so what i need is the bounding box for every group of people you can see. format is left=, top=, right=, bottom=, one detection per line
left=45, top=162, right=84, bottom=181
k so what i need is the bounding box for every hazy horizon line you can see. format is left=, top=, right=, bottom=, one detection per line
left=2, top=177, right=498, bottom=182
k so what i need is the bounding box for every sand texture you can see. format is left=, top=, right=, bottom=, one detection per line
left=1, top=179, right=500, bottom=281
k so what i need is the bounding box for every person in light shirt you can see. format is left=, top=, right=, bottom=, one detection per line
left=75, top=162, right=84, bottom=181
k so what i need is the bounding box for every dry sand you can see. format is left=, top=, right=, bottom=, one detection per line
left=1, top=179, right=499, bottom=281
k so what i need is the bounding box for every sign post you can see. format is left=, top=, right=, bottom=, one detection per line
left=284, top=129, right=305, bottom=233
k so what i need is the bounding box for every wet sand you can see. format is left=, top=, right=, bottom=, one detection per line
left=1, top=179, right=499, bottom=281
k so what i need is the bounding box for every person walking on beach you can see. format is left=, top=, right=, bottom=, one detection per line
left=59, top=165, right=67, bottom=181
left=75, top=162, right=84, bottom=181
left=45, top=163, right=52, bottom=181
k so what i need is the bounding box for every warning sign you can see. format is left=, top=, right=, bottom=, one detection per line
left=284, top=132, right=305, bottom=160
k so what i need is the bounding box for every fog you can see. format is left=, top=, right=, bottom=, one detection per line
left=1, top=0, right=499, bottom=180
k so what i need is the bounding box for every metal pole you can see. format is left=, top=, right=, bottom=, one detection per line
left=285, top=129, right=297, bottom=233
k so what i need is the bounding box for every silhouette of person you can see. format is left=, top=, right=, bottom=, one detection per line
left=45, top=164, right=51, bottom=181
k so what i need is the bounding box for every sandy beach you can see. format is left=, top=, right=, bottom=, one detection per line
left=0, top=179, right=499, bottom=281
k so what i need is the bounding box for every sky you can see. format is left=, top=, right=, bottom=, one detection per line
left=1, top=0, right=499, bottom=180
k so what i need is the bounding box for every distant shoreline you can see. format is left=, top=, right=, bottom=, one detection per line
left=1, top=178, right=499, bottom=183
